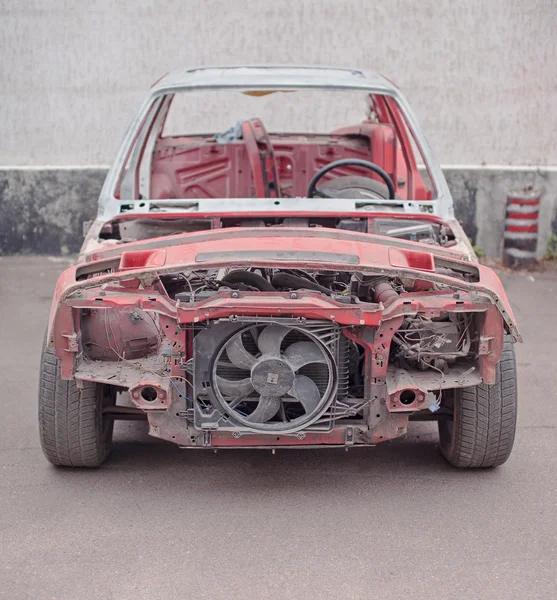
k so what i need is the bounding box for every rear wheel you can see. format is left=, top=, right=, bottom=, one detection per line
left=38, top=343, right=114, bottom=467
left=438, top=336, right=517, bottom=468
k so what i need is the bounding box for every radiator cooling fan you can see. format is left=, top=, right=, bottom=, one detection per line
left=211, top=324, right=336, bottom=432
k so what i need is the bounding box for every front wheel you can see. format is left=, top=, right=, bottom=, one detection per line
left=38, top=343, right=115, bottom=467
left=438, top=336, right=518, bottom=468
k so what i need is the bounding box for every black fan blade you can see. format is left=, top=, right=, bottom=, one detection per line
left=216, top=376, right=254, bottom=396
left=244, top=395, right=281, bottom=423
left=288, top=374, right=321, bottom=414
left=226, top=336, right=257, bottom=370
left=284, top=341, right=327, bottom=371
left=257, top=324, right=290, bottom=356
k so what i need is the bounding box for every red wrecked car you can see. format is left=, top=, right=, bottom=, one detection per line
left=39, top=66, right=520, bottom=468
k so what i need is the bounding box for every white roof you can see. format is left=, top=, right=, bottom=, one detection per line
left=152, top=65, right=396, bottom=95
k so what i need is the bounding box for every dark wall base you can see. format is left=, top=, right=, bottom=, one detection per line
left=0, top=169, right=106, bottom=255
left=1, top=168, right=555, bottom=256
left=442, top=170, right=478, bottom=244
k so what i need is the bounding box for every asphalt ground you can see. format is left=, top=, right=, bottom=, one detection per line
left=1, top=256, right=556, bottom=600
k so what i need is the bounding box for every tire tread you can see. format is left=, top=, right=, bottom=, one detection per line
left=38, top=343, right=112, bottom=467
left=439, top=336, right=517, bottom=468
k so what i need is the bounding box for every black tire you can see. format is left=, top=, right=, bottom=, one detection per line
left=320, top=175, right=390, bottom=199
left=438, top=336, right=517, bottom=468
left=38, top=343, right=114, bottom=467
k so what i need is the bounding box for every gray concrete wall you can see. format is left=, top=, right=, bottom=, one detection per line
left=1, top=1, right=556, bottom=255
left=2, top=0, right=556, bottom=167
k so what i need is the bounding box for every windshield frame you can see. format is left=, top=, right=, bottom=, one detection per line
left=97, top=81, right=454, bottom=222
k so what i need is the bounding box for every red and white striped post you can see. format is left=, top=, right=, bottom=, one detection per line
left=503, top=186, right=541, bottom=268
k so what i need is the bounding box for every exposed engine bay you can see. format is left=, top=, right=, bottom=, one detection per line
left=75, top=262, right=487, bottom=441
left=159, top=269, right=478, bottom=428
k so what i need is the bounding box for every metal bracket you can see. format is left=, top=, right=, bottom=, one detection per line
left=345, top=426, right=355, bottom=445
left=180, top=357, right=194, bottom=374
left=62, top=333, right=79, bottom=353
left=478, top=335, right=493, bottom=356
left=224, top=315, right=308, bottom=326
left=202, top=429, right=212, bottom=446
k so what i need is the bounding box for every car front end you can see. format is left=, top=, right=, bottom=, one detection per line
left=46, top=226, right=518, bottom=452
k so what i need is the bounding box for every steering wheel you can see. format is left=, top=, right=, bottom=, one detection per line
left=307, top=158, right=396, bottom=200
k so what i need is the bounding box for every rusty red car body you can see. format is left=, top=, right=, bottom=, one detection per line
left=39, top=66, right=520, bottom=468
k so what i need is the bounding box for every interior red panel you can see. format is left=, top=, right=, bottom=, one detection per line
left=151, top=122, right=413, bottom=200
